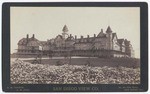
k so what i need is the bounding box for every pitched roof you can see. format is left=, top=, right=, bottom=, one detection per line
left=27, top=40, right=40, bottom=47
left=124, top=39, right=130, bottom=46
left=117, top=39, right=124, bottom=45
left=112, top=33, right=117, bottom=40
left=18, top=37, right=38, bottom=45
left=106, top=26, right=112, bottom=33
left=97, top=31, right=106, bottom=38
left=56, top=35, right=63, bottom=39
left=18, top=38, right=28, bottom=45
left=62, top=25, right=68, bottom=32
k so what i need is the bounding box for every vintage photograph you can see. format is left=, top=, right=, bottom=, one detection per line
left=10, top=7, right=140, bottom=84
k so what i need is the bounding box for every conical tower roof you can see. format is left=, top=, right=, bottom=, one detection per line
left=62, top=25, right=68, bottom=32
left=106, top=26, right=112, bottom=33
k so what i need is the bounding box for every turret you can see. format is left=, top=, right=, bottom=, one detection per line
left=62, top=25, right=69, bottom=39
left=106, top=26, right=113, bottom=50
left=62, top=25, right=68, bottom=33
left=106, top=26, right=112, bottom=34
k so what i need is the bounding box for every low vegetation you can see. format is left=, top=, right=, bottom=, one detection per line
left=11, top=59, right=140, bottom=84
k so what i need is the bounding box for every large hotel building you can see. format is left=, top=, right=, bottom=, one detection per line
left=16, top=25, right=134, bottom=58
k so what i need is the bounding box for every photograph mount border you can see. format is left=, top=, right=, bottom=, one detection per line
left=2, top=2, right=148, bottom=92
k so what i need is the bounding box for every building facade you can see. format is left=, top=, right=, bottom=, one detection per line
left=16, top=25, right=134, bottom=58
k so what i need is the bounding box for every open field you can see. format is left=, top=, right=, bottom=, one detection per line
left=21, top=57, right=140, bottom=68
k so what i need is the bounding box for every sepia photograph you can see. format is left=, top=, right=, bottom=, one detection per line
left=10, top=6, right=140, bottom=84
left=2, top=1, right=149, bottom=92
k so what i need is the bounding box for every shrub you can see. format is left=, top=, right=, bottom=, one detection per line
left=11, top=59, right=140, bottom=84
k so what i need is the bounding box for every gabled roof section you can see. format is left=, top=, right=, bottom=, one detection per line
left=117, top=39, right=124, bottom=45
left=124, top=39, right=130, bottom=46
left=112, top=33, right=118, bottom=40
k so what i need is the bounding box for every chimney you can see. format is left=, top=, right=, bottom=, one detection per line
left=27, top=34, right=29, bottom=39
left=75, top=35, right=77, bottom=40
left=32, top=34, right=35, bottom=38
left=81, top=36, right=83, bottom=39
left=87, top=35, right=89, bottom=38
left=94, top=34, right=96, bottom=37
left=70, top=34, right=72, bottom=37
left=101, top=29, right=103, bottom=33
left=26, top=34, right=29, bottom=42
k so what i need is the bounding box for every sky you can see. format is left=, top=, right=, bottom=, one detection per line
left=10, top=7, right=140, bottom=58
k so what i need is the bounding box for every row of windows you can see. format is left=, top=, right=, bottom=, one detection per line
left=18, top=50, right=31, bottom=52
left=18, top=50, right=40, bottom=53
